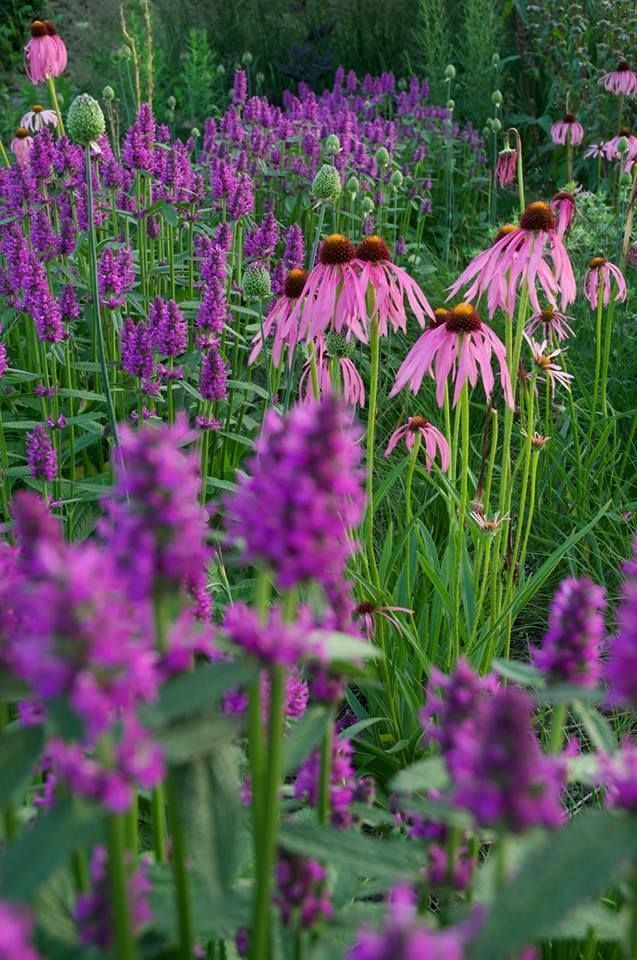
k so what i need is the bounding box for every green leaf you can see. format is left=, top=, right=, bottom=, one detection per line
left=144, top=661, right=259, bottom=728
left=571, top=702, right=617, bottom=754
left=309, top=630, right=382, bottom=663
left=492, top=659, right=544, bottom=688
left=468, top=811, right=637, bottom=960
left=389, top=756, right=449, bottom=793
left=0, top=725, right=44, bottom=809
left=283, top=707, right=331, bottom=776
left=279, top=820, right=423, bottom=883
left=338, top=717, right=386, bottom=741
left=0, top=799, right=103, bottom=900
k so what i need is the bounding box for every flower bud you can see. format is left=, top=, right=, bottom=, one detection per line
left=620, top=170, right=632, bottom=187
left=444, top=64, right=456, bottom=80
left=375, top=146, right=390, bottom=167
left=617, top=136, right=629, bottom=155
left=256, top=71, right=264, bottom=85
left=346, top=175, right=359, bottom=195
left=491, top=117, right=502, bottom=133
left=312, top=164, right=342, bottom=203
left=216, top=64, right=226, bottom=77
left=447, top=99, right=455, bottom=110
left=390, top=170, right=404, bottom=189
left=492, top=89, right=503, bottom=107
left=361, top=196, right=374, bottom=214
left=242, top=51, right=253, bottom=66
left=120, top=44, right=132, bottom=61
left=67, top=93, right=106, bottom=145
left=398, top=78, right=407, bottom=91
left=191, top=127, right=200, bottom=138
left=167, top=95, right=176, bottom=110
left=243, top=264, right=271, bottom=300
left=324, top=133, right=341, bottom=155
left=102, top=85, right=115, bottom=102
left=492, top=52, right=500, bottom=65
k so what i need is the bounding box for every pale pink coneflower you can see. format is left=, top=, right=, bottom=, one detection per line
left=285, top=234, right=369, bottom=346
left=599, top=61, right=637, bottom=97
left=470, top=508, right=510, bottom=534
left=583, top=257, right=627, bottom=310
left=550, top=191, right=577, bottom=236
left=584, top=142, right=606, bottom=160
left=384, top=415, right=450, bottom=472
left=21, top=104, right=58, bottom=132
left=390, top=302, right=514, bottom=409
left=248, top=268, right=308, bottom=367
left=550, top=114, right=584, bottom=146
left=24, top=20, right=67, bottom=84
left=496, top=147, right=517, bottom=187
left=10, top=128, right=33, bottom=165
left=354, top=600, right=413, bottom=639
left=448, top=201, right=576, bottom=318
left=525, top=335, right=573, bottom=395
left=525, top=306, right=575, bottom=342
left=354, top=235, right=434, bottom=335
left=299, top=333, right=365, bottom=408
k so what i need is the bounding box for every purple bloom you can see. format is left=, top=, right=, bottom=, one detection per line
left=452, top=685, right=565, bottom=832
left=102, top=417, right=209, bottom=601
left=275, top=852, right=332, bottom=928
left=0, top=900, right=40, bottom=960
left=0, top=341, right=7, bottom=378
left=233, top=68, right=248, bottom=104
left=122, top=103, right=157, bottom=171
left=606, top=539, right=637, bottom=708
left=59, top=283, right=81, bottom=324
left=98, top=246, right=135, bottom=308
left=225, top=394, right=364, bottom=591
left=294, top=730, right=357, bottom=828
left=149, top=297, right=188, bottom=357
left=76, top=845, right=152, bottom=947
left=120, top=316, right=155, bottom=382
left=533, top=577, right=606, bottom=687
left=284, top=224, right=305, bottom=269
left=222, top=602, right=313, bottom=667
left=199, top=344, right=228, bottom=402
left=24, top=257, right=65, bottom=342
left=600, top=739, right=637, bottom=811
left=26, top=424, right=57, bottom=483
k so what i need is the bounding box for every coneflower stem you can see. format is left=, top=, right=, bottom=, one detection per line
left=85, top=146, right=118, bottom=447
left=548, top=703, right=567, bottom=754
left=589, top=295, right=605, bottom=439
left=600, top=296, right=616, bottom=418
left=317, top=714, right=334, bottom=824
left=47, top=75, right=65, bottom=136
left=452, top=376, right=471, bottom=664
left=106, top=812, right=138, bottom=960
left=405, top=433, right=421, bottom=527
left=165, top=773, right=195, bottom=960
left=364, top=305, right=381, bottom=590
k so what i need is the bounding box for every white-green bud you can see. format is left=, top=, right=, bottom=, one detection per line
left=324, top=133, right=341, bottom=155
left=619, top=170, right=632, bottom=187
left=375, top=146, right=390, bottom=167
left=617, top=136, right=629, bottom=155
left=444, top=64, right=456, bottom=80
left=492, top=52, right=500, bottom=65
left=390, top=170, right=404, bottom=189
left=346, top=175, right=359, bottom=195
left=102, top=85, right=115, bottom=102
left=67, top=94, right=106, bottom=145
left=217, top=64, right=226, bottom=77
left=256, top=71, right=264, bottom=84
left=312, top=164, right=342, bottom=203
left=191, top=127, right=200, bottom=139
left=243, top=264, right=271, bottom=300
left=120, top=44, right=132, bottom=61
left=491, top=117, right=502, bottom=133
left=447, top=99, right=455, bottom=110
left=361, top=196, right=375, bottom=214
left=167, top=95, right=176, bottom=110
left=242, top=51, right=253, bottom=66
left=492, top=89, right=503, bottom=107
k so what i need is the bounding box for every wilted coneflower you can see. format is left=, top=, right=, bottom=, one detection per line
left=21, top=104, right=58, bottom=132
left=384, top=415, right=450, bottom=472
left=10, top=127, right=33, bottom=165
left=524, top=335, right=573, bottom=395
left=285, top=234, right=368, bottom=345
left=353, top=600, right=413, bottom=640
left=496, top=145, right=517, bottom=187
left=525, top=306, right=575, bottom=342
left=248, top=267, right=309, bottom=366
left=24, top=19, right=67, bottom=83
left=550, top=113, right=584, bottom=146
left=550, top=191, right=577, bottom=236
left=354, top=234, right=434, bottom=335
left=390, top=302, right=513, bottom=408
left=299, top=332, right=365, bottom=408
left=599, top=60, right=637, bottom=96
left=583, top=257, right=627, bottom=309
left=448, top=201, right=576, bottom=317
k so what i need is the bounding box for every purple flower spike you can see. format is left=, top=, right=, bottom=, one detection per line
left=533, top=577, right=606, bottom=688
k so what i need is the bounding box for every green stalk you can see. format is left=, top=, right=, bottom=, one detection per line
left=317, top=714, right=334, bottom=825
left=452, top=376, right=471, bottom=663
left=364, top=297, right=381, bottom=590
left=85, top=146, right=118, bottom=446
left=151, top=593, right=169, bottom=863
left=0, top=704, right=17, bottom=839
left=165, top=774, right=194, bottom=960
left=47, top=75, right=65, bottom=136
left=588, top=294, right=605, bottom=438
left=629, top=860, right=637, bottom=960
left=600, top=297, right=616, bottom=418
left=548, top=703, right=567, bottom=754
left=106, top=813, right=138, bottom=960
left=405, top=432, right=421, bottom=526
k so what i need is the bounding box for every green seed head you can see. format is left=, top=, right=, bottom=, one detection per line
left=325, top=331, right=355, bottom=359
left=390, top=170, right=404, bottom=189
left=102, top=85, right=115, bottom=102
left=191, top=127, right=200, bottom=138
left=447, top=98, right=455, bottom=110
left=491, top=52, right=500, bottom=65
left=375, top=146, right=390, bottom=167
left=444, top=64, right=456, bottom=80
left=217, top=64, right=226, bottom=77
left=243, top=264, right=271, bottom=300
left=324, top=133, right=341, bottom=155
left=242, top=51, right=253, bottom=66
left=167, top=95, right=176, bottom=110
left=346, top=175, right=359, bottom=195
left=312, top=164, right=342, bottom=203
left=491, top=117, right=502, bottom=133
left=66, top=94, right=106, bottom=145
left=617, top=136, right=629, bottom=155
left=361, top=196, right=375, bottom=214
left=492, top=89, right=503, bottom=107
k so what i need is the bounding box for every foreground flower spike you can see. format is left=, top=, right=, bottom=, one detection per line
left=347, top=886, right=465, bottom=960
left=525, top=306, right=575, bottom=342
left=24, top=19, right=67, bottom=83
left=76, top=846, right=152, bottom=947
left=0, top=900, right=41, bottom=960
left=448, top=201, right=576, bottom=317
left=354, top=234, right=434, bottom=334
left=102, top=416, right=209, bottom=601
left=583, top=257, right=627, bottom=309
left=533, top=577, right=606, bottom=687
left=525, top=336, right=573, bottom=395
left=606, top=539, right=637, bottom=709
left=10, top=127, right=33, bottom=164
left=452, top=685, right=565, bottom=832
left=384, top=415, right=450, bottom=472
left=599, top=59, right=637, bottom=96
left=390, top=302, right=513, bottom=408
left=285, top=234, right=368, bottom=346
left=550, top=113, right=584, bottom=146
left=225, top=393, right=364, bottom=591
left=601, top=740, right=637, bottom=811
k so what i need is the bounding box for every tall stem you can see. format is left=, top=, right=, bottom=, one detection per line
left=85, top=147, right=118, bottom=446
left=588, top=295, right=605, bottom=442
left=405, top=433, right=421, bottom=527
left=452, top=377, right=471, bottom=663
left=364, top=299, right=381, bottom=590
left=106, top=813, right=138, bottom=960
left=47, top=75, right=65, bottom=136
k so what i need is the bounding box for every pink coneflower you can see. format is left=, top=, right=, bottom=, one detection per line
left=10, top=127, right=33, bottom=164
left=470, top=507, right=510, bottom=533
left=550, top=191, right=576, bottom=236
left=583, top=257, right=627, bottom=309
left=286, top=234, right=368, bottom=345
left=602, top=129, right=637, bottom=165
left=550, top=114, right=584, bottom=146
left=599, top=60, right=637, bottom=96
left=299, top=333, right=365, bottom=408
left=496, top=147, right=517, bottom=187
left=249, top=268, right=309, bottom=366
left=384, top=415, right=450, bottom=472
left=584, top=141, right=606, bottom=160
left=525, top=306, right=575, bottom=342
left=448, top=201, right=576, bottom=317
left=24, top=20, right=67, bottom=84
left=354, top=235, right=434, bottom=335
left=354, top=600, right=413, bottom=639
left=525, top=335, right=573, bottom=395
left=21, top=103, right=58, bottom=132
left=390, top=302, right=513, bottom=408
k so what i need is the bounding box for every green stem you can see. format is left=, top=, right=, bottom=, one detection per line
left=365, top=302, right=381, bottom=590
left=588, top=295, right=605, bottom=439
left=257, top=300, right=272, bottom=407
left=405, top=433, right=421, bottom=526
left=85, top=147, right=118, bottom=447
left=317, top=715, right=334, bottom=825
left=600, top=297, right=616, bottom=418
left=452, top=376, right=471, bottom=664
left=106, top=813, right=138, bottom=960
left=548, top=702, right=567, bottom=754
left=47, top=75, right=65, bottom=136
left=165, top=774, right=194, bottom=960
